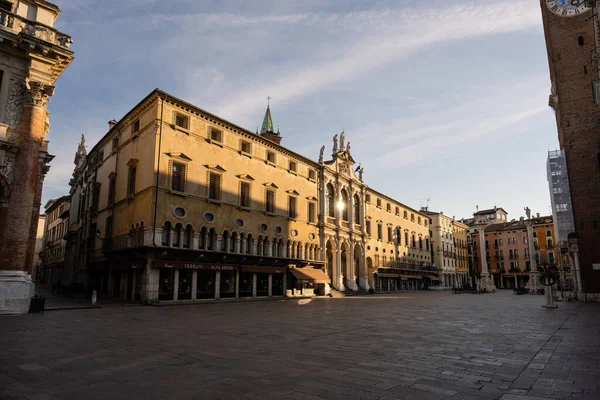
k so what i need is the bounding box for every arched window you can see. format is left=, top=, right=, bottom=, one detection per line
left=341, top=189, right=348, bottom=221
left=207, top=228, right=215, bottom=251
left=199, top=227, right=206, bottom=250
left=326, top=183, right=334, bottom=217
left=354, top=194, right=360, bottom=224
left=173, top=224, right=182, bottom=247
left=246, top=234, right=253, bottom=255
left=221, top=230, right=229, bottom=252
left=183, top=225, right=192, bottom=249
left=230, top=232, right=237, bottom=253
left=162, top=222, right=172, bottom=246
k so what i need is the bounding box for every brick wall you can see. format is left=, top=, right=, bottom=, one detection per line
left=540, top=1, right=600, bottom=293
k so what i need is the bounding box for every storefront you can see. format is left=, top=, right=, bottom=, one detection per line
left=375, top=272, right=401, bottom=292
left=152, top=262, right=286, bottom=301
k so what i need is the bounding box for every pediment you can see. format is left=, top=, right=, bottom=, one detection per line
left=236, top=174, right=255, bottom=181
left=264, top=182, right=279, bottom=189
left=204, top=164, right=226, bottom=172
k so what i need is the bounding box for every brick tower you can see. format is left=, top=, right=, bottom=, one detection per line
left=0, top=0, right=73, bottom=314
left=540, top=0, right=600, bottom=298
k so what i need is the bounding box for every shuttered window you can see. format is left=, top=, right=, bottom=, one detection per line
left=208, top=172, right=222, bottom=200
left=388, top=226, right=393, bottom=242
left=266, top=151, right=276, bottom=164
left=108, top=177, right=116, bottom=206
left=174, top=112, right=189, bottom=129
left=92, top=183, right=101, bottom=213
left=127, top=167, right=136, bottom=196
left=240, top=140, right=251, bottom=154
left=288, top=196, right=297, bottom=219
left=266, top=189, right=275, bottom=213
left=240, top=181, right=250, bottom=208
left=377, top=224, right=383, bottom=240
left=210, top=128, right=222, bottom=142
left=171, top=161, right=186, bottom=192
left=308, top=202, right=316, bottom=223
left=366, top=220, right=371, bottom=236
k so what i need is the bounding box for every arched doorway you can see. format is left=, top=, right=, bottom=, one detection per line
left=354, top=244, right=361, bottom=288
left=326, top=240, right=334, bottom=281
left=340, top=242, right=348, bottom=288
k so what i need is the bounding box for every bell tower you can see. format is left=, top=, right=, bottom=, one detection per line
left=540, top=0, right=600, bottom=297
left=259, top=96, right=282, bottom=145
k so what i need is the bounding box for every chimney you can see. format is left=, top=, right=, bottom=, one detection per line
left=108, top=119, right=117, bottom=130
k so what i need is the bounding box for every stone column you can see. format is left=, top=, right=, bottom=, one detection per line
left=335, top=240, right=343, bottom=290
left=173, top=269, right=179, bottom=300
left=267, top=242, right=273, bottom=257
left=571, top=249, right=584, bottom=299
left=526, top=222, right=539, bottom=293
left=268, top=274, right=272, bottom=297
left=252, top=273, right=257, bottom=298
left=0, top=81, right=54, bottom=314
left=359, top=247, right=369, bottom=291
left=477, top=228, right=494, bottom=291
left=514, top=275, right=518, bottom=289
left=235, top=271, right=240, bottom=299
left=235, top=237, right=241, bottom=254
left=215, top=271, right=221, bottom=299
left=191, top=270, right=197, bottom=300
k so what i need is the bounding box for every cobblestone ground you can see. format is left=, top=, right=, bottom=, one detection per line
left=1, top=290, right=599, bottom=400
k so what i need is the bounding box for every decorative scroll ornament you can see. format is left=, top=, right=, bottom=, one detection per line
left=24, top=78, right=55, bottom=108
left=339, top=163, right=350, bottom=176
left=0, top=156, right=14, bottom=185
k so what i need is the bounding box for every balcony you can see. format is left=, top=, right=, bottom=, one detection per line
left=0, top=9, right=72, bottom=49
left=381, top=260, right=437, bottom=273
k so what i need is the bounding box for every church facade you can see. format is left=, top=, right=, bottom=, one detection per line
left=64, top=89, right=435, bottom=303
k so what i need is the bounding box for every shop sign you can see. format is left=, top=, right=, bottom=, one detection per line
left=155, top=261, right=237, bottom=271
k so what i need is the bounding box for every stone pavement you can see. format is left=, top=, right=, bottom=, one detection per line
left=0, top=290, right=598, bottom=400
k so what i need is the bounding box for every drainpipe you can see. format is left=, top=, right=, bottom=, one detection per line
left=152, top=95, right=166, bottom=246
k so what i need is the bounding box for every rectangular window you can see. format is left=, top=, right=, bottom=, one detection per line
left=388, top=226, right=393, bottom=242
left=240, top=182, right=250, bottom=208
left=127, top=167, right=136, bottom=196
left=132, top=119, right=140, bottom=134
left=308, top=169, right=316, bottom=181
left=308, top=202, right=316, bottom=223
left=376, top=199, right=382, bottom=208
left=240, top=181, right=250, bottom=208
left=395, top=206, right=399, bottom=215
left=533, top=231, right=537, bottom=238
left=174, top=113, right=189, bottom=129
left=418, top=216, right=422, bottom=225
left=92, top=183, right=101, bottom=213
left=105, top=216, right=113, bottom=243
left=377, top=224, right=383, bottom=240
left=366, top=220, right=371, bottom=236
left=411, top=213, right=415, bottom=222
left=266, top=150, right=276, bottom=164
left=108, top=177, right=116, bottom=206
left=403, top=210, right=408, bottom=219
left=365, top=194, right=371, bottom=203
left=240, top=140, right=251, bottom=154
left=208, top=172, right=222, bottom=200
left=288, top=196, right=297, bottom=219
left=210, top=127, right=222, bottom=142
left=419, top=237, right=423, bottom=249
left=546, top=230, right=552, bottom=237
left=171, top=161, right=186, bottom=192
left=424, top=219, right=428, bottom=227
left=289, top=160, right=297, bottom=173
left=386, top=203, right=391, bottom=212
left=405, top=232, right=409, bottom=245
left=266, top=189, right=275, bottom=213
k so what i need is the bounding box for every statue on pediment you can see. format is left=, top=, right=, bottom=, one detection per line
left=318, top=145, right=325, bottom=163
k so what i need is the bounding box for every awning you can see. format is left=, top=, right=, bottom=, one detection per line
left=424, top=275, right=440, bottom=281
left=290, top=268, right=331, bottom=284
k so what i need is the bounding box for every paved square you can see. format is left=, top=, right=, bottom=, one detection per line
left=1, top=291, right=599, bottom=400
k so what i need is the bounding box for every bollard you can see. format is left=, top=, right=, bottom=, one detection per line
left=92, top=290, right=97, bottom=306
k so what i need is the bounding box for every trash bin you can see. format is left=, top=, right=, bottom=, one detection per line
left=29, top=295, right=46, bottom=314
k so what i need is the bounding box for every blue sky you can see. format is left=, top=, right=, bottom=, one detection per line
left=45, top=0, right=557, bottom=220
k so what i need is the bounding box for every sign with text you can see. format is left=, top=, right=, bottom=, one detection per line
left=154, top=262, right=238, bottom=271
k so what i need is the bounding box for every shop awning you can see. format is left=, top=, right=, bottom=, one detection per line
left=425, top=275, right=440, bottom=281
left=290, top=268, right=331, bottom=284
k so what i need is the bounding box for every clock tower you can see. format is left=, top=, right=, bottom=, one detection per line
left=540, top=0, right=600, bottom=299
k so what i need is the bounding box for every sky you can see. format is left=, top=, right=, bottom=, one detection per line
left=44, top=0, right=558, bottom=220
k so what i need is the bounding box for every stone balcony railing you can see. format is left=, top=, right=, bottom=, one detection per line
left=0, top=10, right=72, bottom=49
left=380, top=260, right=437, bottom=273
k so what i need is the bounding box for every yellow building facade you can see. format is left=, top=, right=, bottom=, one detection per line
left=65, top=89, right=436, bottom=302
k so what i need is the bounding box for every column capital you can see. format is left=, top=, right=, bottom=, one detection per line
left=25, top=79, right=55, bottom=108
